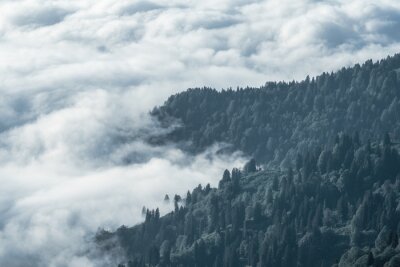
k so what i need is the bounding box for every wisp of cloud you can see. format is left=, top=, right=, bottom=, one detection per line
left=1, top=0, right=400, bottom=266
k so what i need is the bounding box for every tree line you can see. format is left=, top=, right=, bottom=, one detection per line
left=97, top=134, right=400, bottom=266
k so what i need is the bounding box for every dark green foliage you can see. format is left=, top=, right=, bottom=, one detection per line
left=98, top=136, right=400, bottom=266
left=219, top=169, right=231, bottom=189
left=96, top=54, right=400, bottom=266
left=243, top=158, right=257, bottom=174
left=151, top=55, right=400, bottom=166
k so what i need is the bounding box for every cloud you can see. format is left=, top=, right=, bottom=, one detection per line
left=0, top=88, right=246, bottom=266
left=0, top=141, right=245, bottom=266
left=11, top=7, right=71, bottom=28
left=0, top=0, right=400, bottom=265
left=119, top=1, right=164, bottom=16
left=2, top=2, right=74, bottom=29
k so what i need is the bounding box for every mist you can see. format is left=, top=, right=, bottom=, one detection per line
left=1, top=0, right=400, bottom=266
left=0, top=88, right=247, bottom=266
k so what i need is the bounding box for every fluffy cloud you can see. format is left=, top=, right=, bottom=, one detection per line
left=0, top=0, right=400, bottom=266
left=0, top=88, right=246, bottom=266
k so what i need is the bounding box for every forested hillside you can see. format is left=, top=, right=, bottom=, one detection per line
left=151, top=55, right=400, bottom=166
left=96, top=55, right=400, bottom=266
left=97, top=134, right=400, bottom=267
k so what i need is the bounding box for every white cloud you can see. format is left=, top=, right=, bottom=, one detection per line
left=0, top=88, right=246, bottom=266
left=0, top=0, right=400, bottom=265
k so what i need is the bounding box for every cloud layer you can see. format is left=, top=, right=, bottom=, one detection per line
left=1, top=0, right=400, bottom=266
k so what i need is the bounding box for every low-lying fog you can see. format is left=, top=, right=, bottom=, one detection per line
left=1, top=0, right=400, bottom=265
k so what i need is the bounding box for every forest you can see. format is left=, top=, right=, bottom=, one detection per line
left=96, top=54, right=400, bottom=266
left=150, top=54, right=400, bottom=167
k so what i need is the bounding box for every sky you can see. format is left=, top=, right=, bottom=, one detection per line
left=1, top=0, right=400, bottom=266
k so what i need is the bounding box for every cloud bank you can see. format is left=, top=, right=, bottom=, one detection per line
left=0, top=88, right=246, bottom=266
left=0, top=0, right=400, bottom=266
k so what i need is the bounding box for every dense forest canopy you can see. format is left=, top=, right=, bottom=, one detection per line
left=97, top=55, right=400, bottom=267
left=151, top=54, right=400, bottom=167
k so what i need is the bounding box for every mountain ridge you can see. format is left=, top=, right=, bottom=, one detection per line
left=150, top=54, right=400, bottom=167
left=96, top=54, right=400, bottom=267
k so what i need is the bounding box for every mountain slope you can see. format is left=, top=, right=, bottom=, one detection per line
left=151, top=55, right=400, bottom=166
left=97, top=134, right=400, bottom=266
left=96, top=54, right=400, bottom=267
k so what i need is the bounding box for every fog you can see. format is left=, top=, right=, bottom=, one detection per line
left=1, top=0, right=400, bottom=265
left=0, top=88, right=246, bottom=266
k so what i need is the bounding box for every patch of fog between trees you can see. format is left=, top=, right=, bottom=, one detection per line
left=0, top=89, right=247, bottom=267
left=2, top=1, right=400, bottom=265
